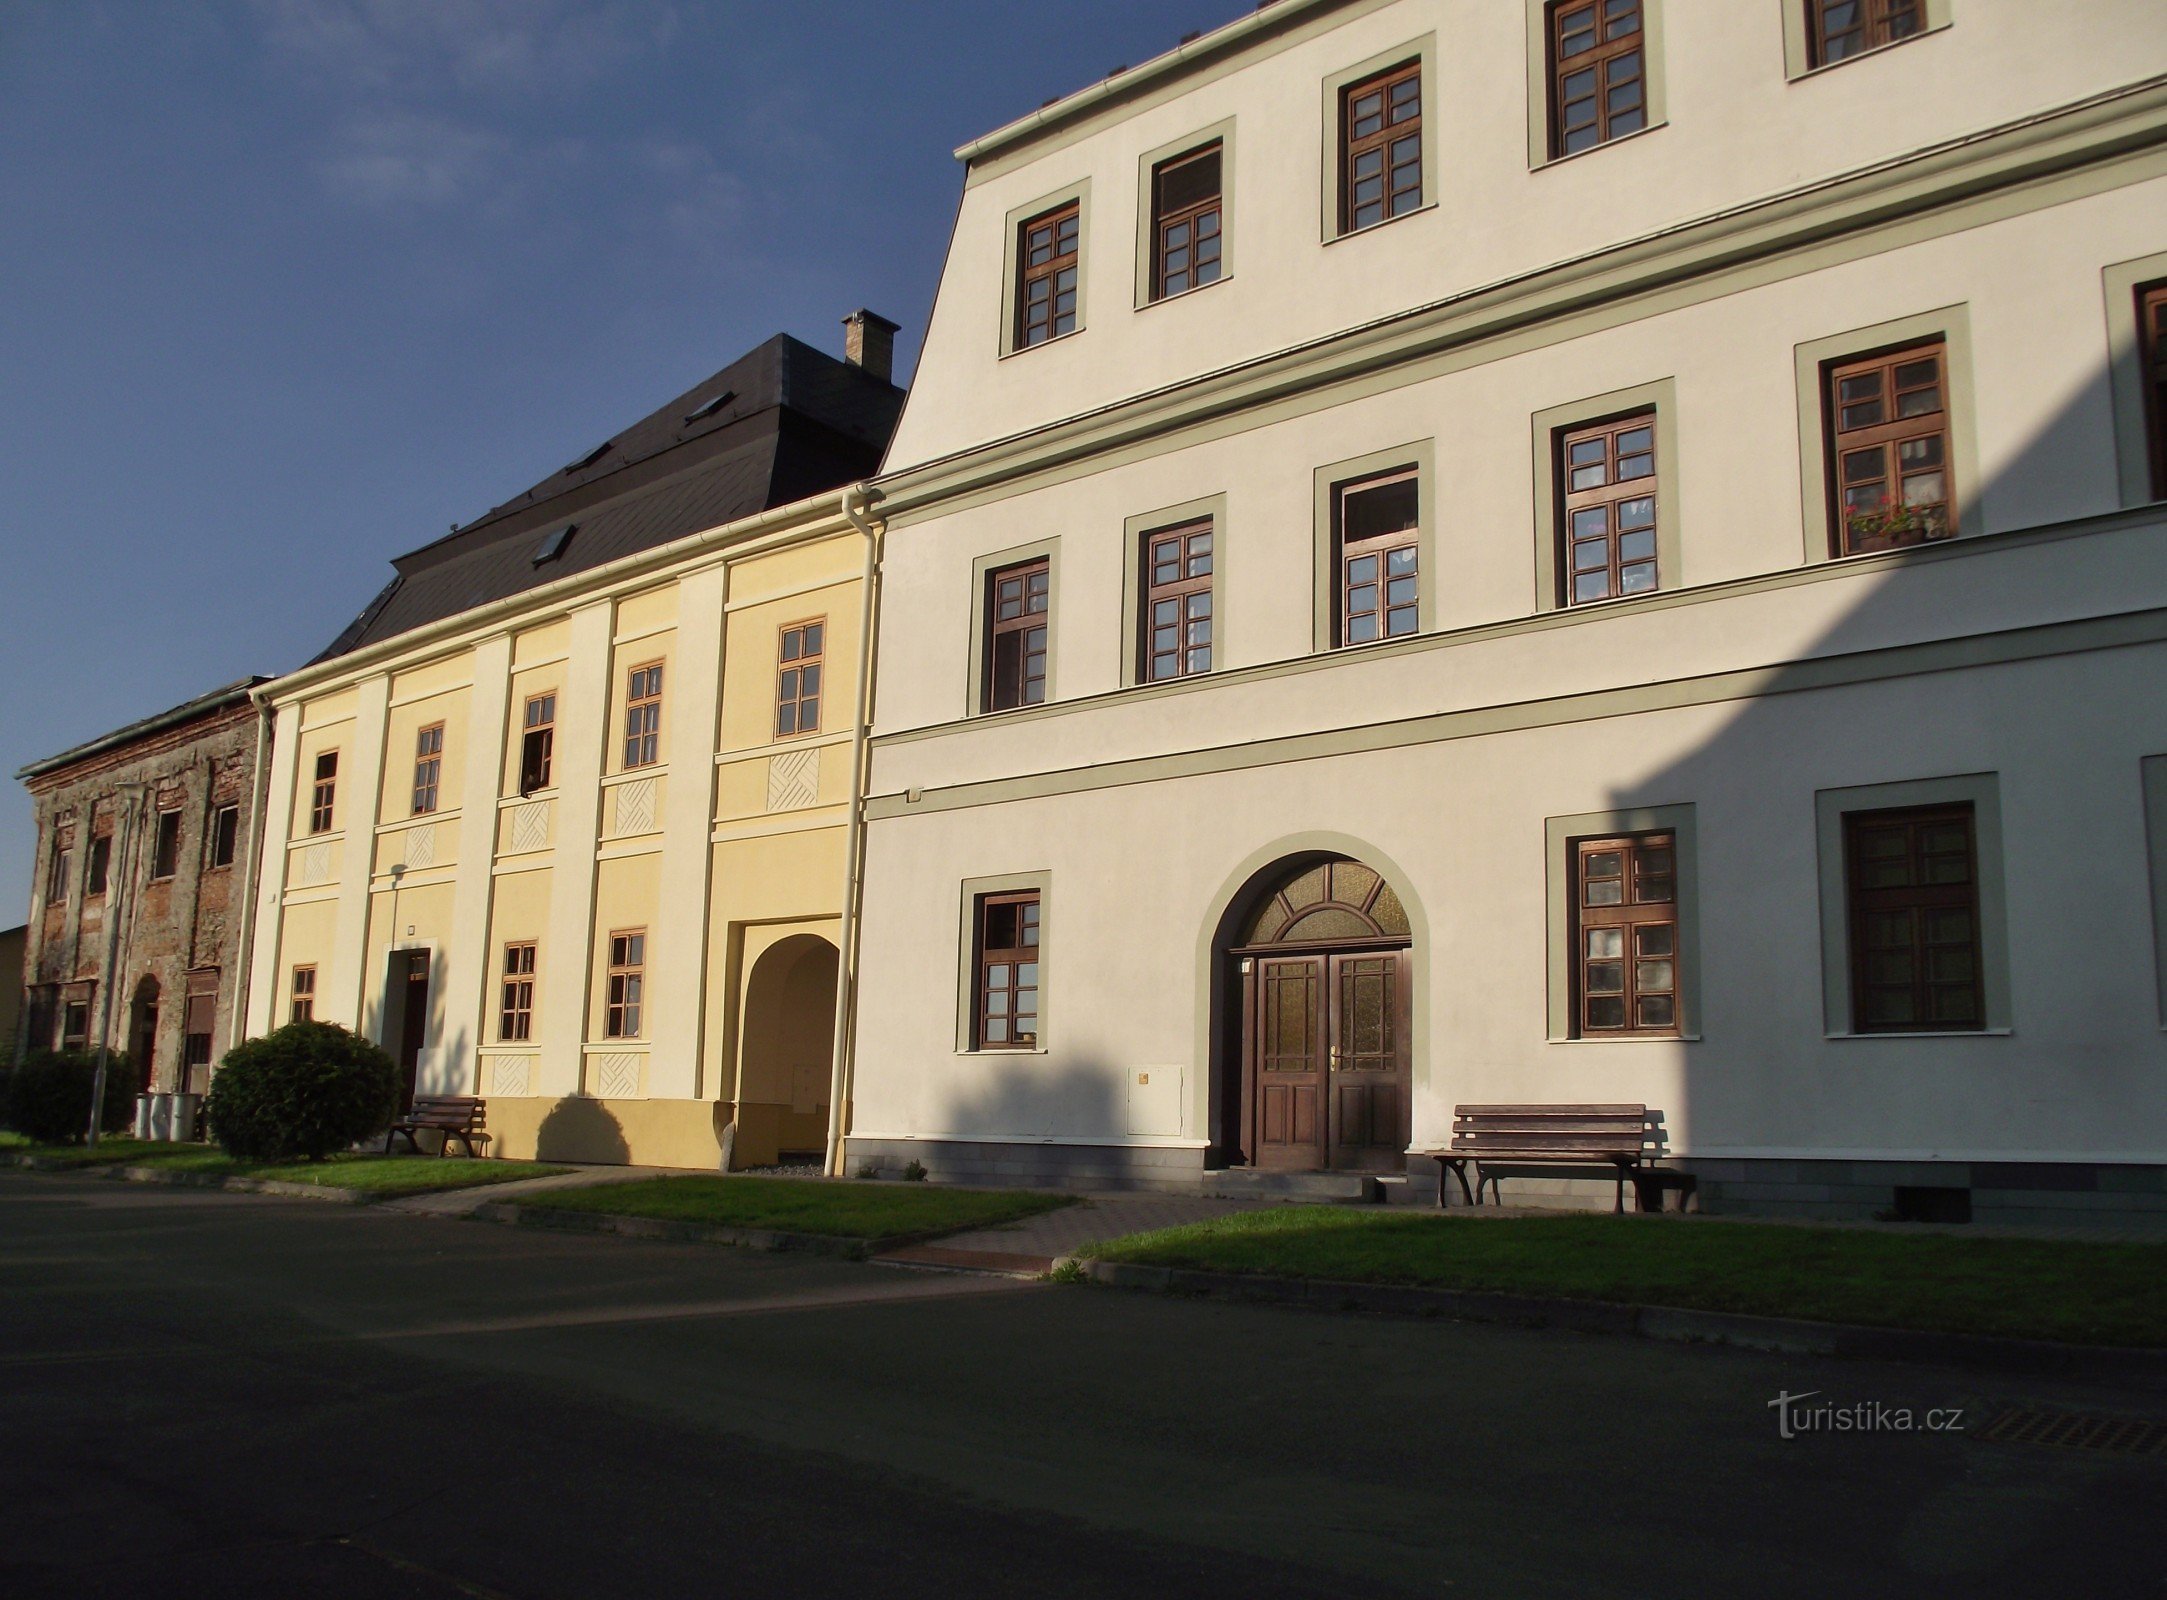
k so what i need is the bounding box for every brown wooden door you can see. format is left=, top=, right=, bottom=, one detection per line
left=1253, top=955, right=1326, bottom=1170
left=1328, top=951, right=1410, bottom=1172
left=395, top=951, right=429, bottom=1112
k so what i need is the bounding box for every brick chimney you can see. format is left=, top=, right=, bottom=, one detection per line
left=842, top=309, right=900, bottom=384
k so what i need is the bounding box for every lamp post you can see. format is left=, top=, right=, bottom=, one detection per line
left=86, top=783, right=150, bottom=1147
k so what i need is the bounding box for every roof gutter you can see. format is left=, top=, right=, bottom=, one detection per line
left=263, top=487, right=850, bottom=704
left=951, top=0, right=1348, bottom=166
left=824, top=482, right=884, bottom=1177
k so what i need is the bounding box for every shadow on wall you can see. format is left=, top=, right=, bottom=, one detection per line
left=535, top=1095, right=630, bottom=1165
left=1588, top=337, right=2165, bottom=1212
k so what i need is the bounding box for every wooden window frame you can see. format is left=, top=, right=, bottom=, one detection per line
left=1139, top=520, right=1214, bottom=682
left=61, top=999, right=91, bottom=1052
left=519, top=694, right=556, bottom=796
left=1015, top=201, right=1080, bottom=350
left=605, top=929, right=645, bottom=1040
left=1557, top=411, right=1660, bottom=606
left=2140, top=280, right=2167, bottom=503
left=1548, top=0, right=1648, bottom=158
left=774, top=622, right=825, bottom=739
left=150, top=808, right=182, bottom=880
left=1150, top=143, right=1223, bottom=302
left=411, top=723, right=444, bottom=816
left=208, top=803, right=239, bottom=869
left=47, top=830, right=73, bottom=904
left=309, top=751, right=339, bottom=835
left=984, top=558, right=1051, bottom=712
left=1339, top=60, right=1422, bottom=234
left=1807, top=0, right=1925, bottom=69
left=1823, top=339, right=1953, bottom=557
left=622, top=664, right=663, bottom=770
left=1571, top=831, right=1680, bottom=1037
left=972, top=891, right=1041, bottom=1051
left=499, top=942, right=536, bottom=1042
left=1843, top=804, right=1985, bottom=1034
left=289, top=965, right=316, bottom=1025
left=84, top=830, right=112, bottom=898
left=1334, top=469, right=1421, bottom=647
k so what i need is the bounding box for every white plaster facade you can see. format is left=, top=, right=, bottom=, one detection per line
left=845, top=0, right=2167, bottom=1219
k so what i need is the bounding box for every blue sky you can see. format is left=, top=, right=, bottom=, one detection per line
left=0, top=0, right=1245, bottom=925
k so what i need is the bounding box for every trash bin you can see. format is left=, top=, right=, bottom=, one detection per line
left=145, top=1093, right=176, bottom=1142
left=171, top=1093, right=203, bottom=1143
left=134, top=1094, right=155, bottom=1140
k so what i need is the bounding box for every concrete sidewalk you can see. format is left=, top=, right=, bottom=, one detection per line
left=384, top=1163, right=689, bottom=1217
left=878, top=1192, right=1255, bottom=1275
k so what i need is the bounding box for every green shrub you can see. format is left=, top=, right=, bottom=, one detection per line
left=204, top=1022, right=400, bottom=1162
left=2, top=1050, right=138, bottom=1144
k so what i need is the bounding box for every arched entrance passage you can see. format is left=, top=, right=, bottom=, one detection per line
left=1224, top=857, right=1413, bottom=1173
left=735, top=934, right=839, bottom=1167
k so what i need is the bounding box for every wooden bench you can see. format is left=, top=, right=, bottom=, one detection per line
left=1425, top=1104, right=1695, bottom=1214
left=384, top=1095, right=490, bottom=1158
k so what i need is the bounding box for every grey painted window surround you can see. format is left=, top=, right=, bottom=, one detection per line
left=1521, top=0, right=1670, bottom=170
left=1317, top=32, right=1439, bottom=242
left=966, top=537, right=1061, bottom=716
left=1813, top=772, right=2014, bottom=1037
left=2143, top=756, right=2167, bottom=1028
left=1793, top=304, right=1982, bottom=564
left=1529, top=377, right=1683, bottom=613
left=954, top=870, right=1052, bottom=1055
left=1133, top=118, right=1237, bottom=310
left=1780, top=0, right=1953, bottom=81
left=1120, top=494, right=1229, bottom=688
left=2104, top=250, right=2167, bottom=510
left=1545, top=803, right=1702, bottom=1042
left=998, top=178, right=1091, bottom=359
left=1311, top=438, right=1438, bottom=653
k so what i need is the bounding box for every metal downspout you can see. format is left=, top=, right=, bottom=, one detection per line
left=824, top=483, right=882, bottom=1176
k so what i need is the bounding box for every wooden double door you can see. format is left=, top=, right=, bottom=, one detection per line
left=1244, top=946, right=1410, bottom=1172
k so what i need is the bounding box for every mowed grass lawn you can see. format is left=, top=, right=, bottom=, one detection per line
left=1079, top=1207, right=2167, bottom=1349
left=6, top=1139, right=567, bottom=1198
left=521, top=1175, right=1074, bottom=1240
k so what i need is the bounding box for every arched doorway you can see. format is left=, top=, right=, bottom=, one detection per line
left=1225, top=857, right=1412, bottom=1173
left=735, top=935, right=839, bottom=1166
left=129, top=977, right=160, bottom=1094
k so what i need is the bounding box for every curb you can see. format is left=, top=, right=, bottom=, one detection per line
left=1075, top=1260, right=2167, bottom=1380
left=468, top=1200, right=916, bottom=1260
left=7, top=1155, right=379, bottom=1204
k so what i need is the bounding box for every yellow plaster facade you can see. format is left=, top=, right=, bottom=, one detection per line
left=243, top=492, right=873, bottom=1169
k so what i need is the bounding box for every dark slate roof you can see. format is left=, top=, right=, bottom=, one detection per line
left=316, top=333, right=904, bottom=661
left=16, top=678, right=268, bottom=783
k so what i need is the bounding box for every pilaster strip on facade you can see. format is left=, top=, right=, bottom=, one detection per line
left=649, top=566, right=725, bottom=1101
left=538, top=603, right=614, bottom=1098
left=445, top=635, right=512, bottom=1094
left=326, top=678, right=390, bottom=1029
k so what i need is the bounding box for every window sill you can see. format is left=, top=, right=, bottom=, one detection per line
left=1786, top=24, right=1950, bottom=83
left=1323, top=200, right=1437, bottom=248
left=1136, top=273, right=1232, bottom=313
left=956, top=1047, right=1049, bottom=1058
left=1822, top=1028, right=2012, bottom=1040
left=1530, top=120, right=1667, bottom=171
left=998, top=327, right=1085, bottom=362
left=502, top=789, right=559, bottom=808
left=1547, top=1033, right=1701, bottom=1045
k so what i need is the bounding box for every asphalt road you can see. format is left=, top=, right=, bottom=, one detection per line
left=2, top=1172, right=2162, bottom=1599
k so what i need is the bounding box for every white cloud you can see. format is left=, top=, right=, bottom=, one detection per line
left=317, top=110, right=511, bottom=209
left=250, top=0, right=679, bottom=96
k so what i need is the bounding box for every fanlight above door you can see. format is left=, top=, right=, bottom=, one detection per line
left=1240, top=858, right=1410, bottom=947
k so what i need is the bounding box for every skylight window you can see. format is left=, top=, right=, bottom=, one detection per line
left=683, top=390, right=735, bottom=425
left=532, top=524, right=576, bottom=565
left=563, top=441, right=612, bottom=473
